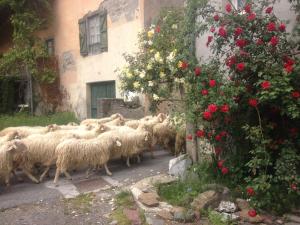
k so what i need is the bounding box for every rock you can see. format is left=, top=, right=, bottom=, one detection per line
left=138, top=192, right=159, bottom=207
left=123, top=208, right=141, bottom=224
left=157, top=210, right=173, bottom=220
left=285, top=214, right=300, bottom=223
left=169, top=154, right=192, bottom=177
left=109, top=221, right=118, bottom=225
left=239, top=209, right=263, bottom=223
left=172, top=206, right=185, bottom=214
left=217, top=201, right=237, bottom=213
left=191, top=190, right=220, bottom=211
left=174, top=210, right=186, bottom=222
left=145, top=213, right=165, bottom=225
left=173, top=209, right=195, bottom=222
left=261, top=214, right=276, bottom=224
left=220, top=212, right=240, bottom=221
left=284, top=223, right=300, bottom=225
left=236, top=198, right=250, bottom=210
left=276, top=219, right=284, bottom=224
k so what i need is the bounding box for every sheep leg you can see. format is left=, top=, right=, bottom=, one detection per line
left=4, top=174, right=10, bottom=187
left=63, top=170, right=72, bottom=180
left=104, top=163, right=112, bottom=176
left=85, top=168, right=92, bottom=179
left=137, top=155, right=141, bottom=164
left=39, top=166, right=51, bottom=182
left=23, top=169, right=39, bottom=184
left=126, top=157, right=131, bottom=167
left=11, top=170, right=24, bottom=182
left=53, top=168, right=61, bottom=186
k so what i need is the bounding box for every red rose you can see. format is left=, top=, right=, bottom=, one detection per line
left=247, top=13, right=256, bottom=21
left=218, top=27, right=227, bottom=37
left=220, top=131, right=228, bottom=137
left=217, top=160, right=225, bottom=168
left=292, top=91, right=300, bottom=99
left=214, top=14, right=220, bottom=21
left=236, top=63, right=245, bottom=72
left=256, top=38, right=264, bottom=45
left=236, top=39, right=247, bottom=48
left=221, top=167, right=229, bottom=175
left=186, top=134, right=193, bottom=140
left=261, top=81, right=271, bottom=90
left=267, top=22, right=277, bottom=31
left=194, top=67, right=201, bottom=76
left=247, top=187, right=255, bottom=196
left=208, top=104, right=218, bottom=113
left=155, top=25, right=161, bottom=33
left=284, top=57, right=295, bottom=66
left=203, top=111, right=212, bottom=120
left=248, top=98, right=258, bottom=107
left=201, top=89, right=209, bottom=95
left=235, top=27, right=243, bottom=36
left=180, top=61, right=189, bottom=69
left=215, top=134, right=222, bottom=142
left=220, top=104, right=230, bottom=113
left=210, top=26, right=215, bottom=32
left=206, top=36, right=213, bottom=47
left=226, top=56, right=236, bottom=68
left=215, top=147, right=222, bottom=155
left=248, top=209, right=257, bottom=217
left=270, top=36, right=279, bottom=46
left=196, top=130, right=205, bottom=138
left=225, top=3, right=232, bottom=13
left=265, top=7, right=273, bottom=14
left=209, top=80, right=216, bottom=87
left=244, top=4, right=251, bottom=13
left=291, top=183, right=297, bottom=191
left=279, top=23, right=286, bottom=32
left=285, top=65, right=294, bottom=73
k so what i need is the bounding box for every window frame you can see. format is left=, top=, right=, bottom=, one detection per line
left=232, top=0, right=245, bottom=10
left=45, top=38, right=55, bottom=56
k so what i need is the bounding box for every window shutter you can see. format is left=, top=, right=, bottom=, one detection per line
left=99, top=10, right=108, bottom=52
left=79, top=19, right=88, bottom=56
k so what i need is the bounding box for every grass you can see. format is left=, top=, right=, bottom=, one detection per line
left=111, top=191, right=148, bottom=225
left=0, top=112, right=79, bottom=130
left=208, top=210, right=236, bottom=225
left=63, top=193, right=95, bottom=215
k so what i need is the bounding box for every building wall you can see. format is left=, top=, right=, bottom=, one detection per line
left=196, top=0, right=297, bottom=61
left=40, top=0, right=143, bottom=119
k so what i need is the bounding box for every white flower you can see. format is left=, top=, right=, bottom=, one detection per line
left=167, top=50, right=176, bottom=62
left=150, top=24, right=155, bottom=29
left=153, top=94, right=159, bottom=101
left=172, top=24, right=178, bottom=29
left=126, top=72, right=133, bottom=78
left=134, top=69, right=139, bottom=75
left=159, top=71, right=166, bottom=78
left=175, top=78, right=185, bottom=84
left=148, top=40, right=153, bottom=46
left=148, top=81, right=154, bottom=87
left=146, top=64, right=153, bottom=70
left=154, top=52, right=161, bottom=62
left=133, top=81, right=140, bottom=89
left=139, top=71, right=146, bottom=78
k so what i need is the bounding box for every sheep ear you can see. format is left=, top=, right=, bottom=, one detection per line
left=100, top=125, right=105, bottom=131
left=116, top=140, right=122, bottom=147
left=144, top=135, right=149, bottom=141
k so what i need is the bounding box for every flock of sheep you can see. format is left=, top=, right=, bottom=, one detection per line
left=0, top=113, right=186, bottom=188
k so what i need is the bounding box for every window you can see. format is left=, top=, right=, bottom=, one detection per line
left=79, top=9, right=108, bottom=56
left=232, top=0, right=245, bottom=9
left=46, top=38, right=55, bottom=56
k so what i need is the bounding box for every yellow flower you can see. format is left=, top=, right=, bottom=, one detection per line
left=147, top=29, right=154, bottom=38
left=133, top=81, right=140, bottom=89
left=159, top=71, right=166, bottom=78
left=178, top=61, right=183, bottom=68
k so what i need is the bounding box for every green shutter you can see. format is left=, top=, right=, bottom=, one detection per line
left=79, top=19, right=88, bottom=56
left=99, top=10, right=108, bottom=52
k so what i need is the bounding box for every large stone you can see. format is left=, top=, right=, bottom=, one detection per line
left=285, top=214, right=300, bottom=223
left=145, top=213, right=165, bottom=225
left=217, top=201, right=238, bottom=213
left=123, top=208, right=141, bottom=224
left=239, top=209, right=263, bottom=223
left=191, top=190, right=220, bottom=211
left=157, top=210, right=173, bottom=220
left=138, top=192, right=159, bottom=207
left=168, top=154, right=192, bottom=177
left=236, top=198, right=250, bottom=210
left=173, top=209, right=195, bottom=222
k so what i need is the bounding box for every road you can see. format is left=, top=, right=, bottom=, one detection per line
left=0, top=149, right=174, bottom=225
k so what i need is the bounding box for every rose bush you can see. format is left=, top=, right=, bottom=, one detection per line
left=190, top=1, right=300, bottom=213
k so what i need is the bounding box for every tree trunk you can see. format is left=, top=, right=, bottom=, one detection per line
left=186, top=121, right=198, bottom=163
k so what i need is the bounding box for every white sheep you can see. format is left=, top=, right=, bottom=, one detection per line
left=0, top=131, right=20, bottom=147
left=53, top=135, right=122, bottom=185
left=0, top=124, right=60, bottom=138
left=104, top=117, right=125, bottom=126
left=22, top=132, right=79, bottom=182
left=80, top=113, right=123, bottom=126
left=0, top=140, right=39, bottom=186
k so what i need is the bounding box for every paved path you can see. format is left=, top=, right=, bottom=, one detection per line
left=0, top=149, right=174, bottom=225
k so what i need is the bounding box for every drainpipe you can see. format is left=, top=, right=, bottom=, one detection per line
left=25, top=64, right=34, bottom=115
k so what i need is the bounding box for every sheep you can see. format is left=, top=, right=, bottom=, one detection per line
left=104, top=117, right=125, bottom=126
left=0, top=140, right=39, bottom=186
left=152, top=117, right=177, bottom=153
left=0, top=131, right=20, bottom=146
left=53, top=135, right=122, bottom=185
left=22, top=132, right=79, bottom=182
left=0, top=124, right=60, bottom=138
left=98, top=124, right=151, bottom=167
left=80, top=113, right=123, bottom=126
left=125, top=114, right=163, bottom=129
